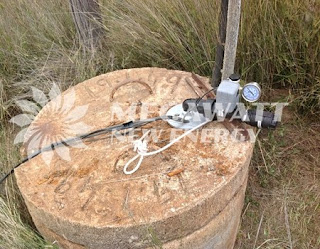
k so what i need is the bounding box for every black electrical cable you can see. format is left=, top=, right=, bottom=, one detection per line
left=212, top=0, right=229, bottom=87
left=0, top=116, right=169, bottom=185
left=196, top=88, right=215, bottom=106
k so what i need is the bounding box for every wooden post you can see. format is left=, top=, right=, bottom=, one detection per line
left=69, top=0, right=103, bottom=50
left=221, top=0, right=241, bottom=80
left=211, top=0, right=241, bottom=87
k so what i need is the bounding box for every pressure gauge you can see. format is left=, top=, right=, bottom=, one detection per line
left=242, top=82, right=261, bottom=102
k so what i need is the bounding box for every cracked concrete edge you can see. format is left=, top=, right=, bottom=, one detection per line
left=21, top=151, right=251, bottom=248
left=33, top=175, right=247, bottom=249
left=21, top=150, right=251, bottom=248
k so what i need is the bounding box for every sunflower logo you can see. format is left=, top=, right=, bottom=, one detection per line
left=10, top=83, right=91, bottom=165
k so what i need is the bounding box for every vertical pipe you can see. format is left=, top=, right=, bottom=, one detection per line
left=211, top=0, right=229, bottom=87
left=221, top=0, right=241, bottom=80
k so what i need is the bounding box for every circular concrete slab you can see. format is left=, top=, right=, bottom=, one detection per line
left=15, top=68, right=253, bottom=248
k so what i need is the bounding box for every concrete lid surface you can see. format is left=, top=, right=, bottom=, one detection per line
left=15, top=68, right=253, bottom=245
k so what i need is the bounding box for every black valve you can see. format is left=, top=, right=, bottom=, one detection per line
left=182, top=98, right=278, bottom=129
left=182, top=99, right=215, bottom=115
left=245, top=109, right=278, bottom=128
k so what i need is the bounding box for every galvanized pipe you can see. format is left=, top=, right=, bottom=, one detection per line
left=211, top=0, right=229, bottom=87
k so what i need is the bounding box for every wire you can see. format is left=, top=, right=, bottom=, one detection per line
left=123, top=119, right=211, bottom=175
left=0, top=116, right=169, bottom=185
left=0, top=151, right=41, bottom=185
left=196, top=88, right=215, bottom=106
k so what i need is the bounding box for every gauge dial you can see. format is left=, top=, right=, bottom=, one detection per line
left=242, top=82, right=261, bottom=102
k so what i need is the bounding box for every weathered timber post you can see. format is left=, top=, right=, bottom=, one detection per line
left=69, top=0, right=103, bottom=50
left=222, top=0, right=241, bottom=81
left=212, top=0, right=241, bottom=87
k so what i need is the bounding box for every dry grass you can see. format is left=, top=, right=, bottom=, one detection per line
left=1, top=0, right=319, bottom=118
left=100, top=0, right=219, bottom=74
left=0, top=196, right=58, bottom=249
left=0, top=0, right=319, bottom=248
left=0, top=126, right=57, bottom=248
left=236, top=100, right=320, bottom=248
left=239, top=0, right=320, bottom=115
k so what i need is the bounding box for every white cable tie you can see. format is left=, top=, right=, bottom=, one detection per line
left=257, top=120, right=262, bottom=129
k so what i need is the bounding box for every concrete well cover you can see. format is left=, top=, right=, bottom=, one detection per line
left=15, top=68, right=253, bottom=249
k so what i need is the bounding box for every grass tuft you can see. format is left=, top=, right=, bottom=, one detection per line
left=0, top=0, right=319, bottom=248
left=0, top=196, right=57, bottom=249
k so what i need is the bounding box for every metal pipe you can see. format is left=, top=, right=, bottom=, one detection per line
left=211, top=0, right=229, bottom=88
